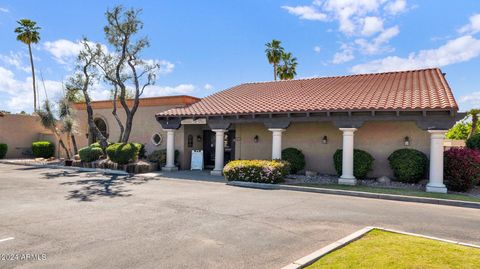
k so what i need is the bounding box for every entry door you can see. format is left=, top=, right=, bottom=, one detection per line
left=203, top=130, right=236, bottom=168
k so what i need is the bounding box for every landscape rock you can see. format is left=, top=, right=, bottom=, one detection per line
left=376, top=176, right=391, bottom=184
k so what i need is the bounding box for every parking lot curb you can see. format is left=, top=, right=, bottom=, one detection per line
left=0, top=160, right=129, bottom=175
left=226, top=181, right=480, bottom=209
left=281, top=226, right=480, bottom=269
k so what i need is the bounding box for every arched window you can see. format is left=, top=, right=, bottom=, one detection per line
left=93, top=118, right=108, bottom=141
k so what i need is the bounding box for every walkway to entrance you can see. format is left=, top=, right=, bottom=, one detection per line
left=141, top=169, right=226, bottom=183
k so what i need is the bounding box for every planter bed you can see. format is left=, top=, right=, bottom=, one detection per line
left=72, top=159, right=157, bottom=174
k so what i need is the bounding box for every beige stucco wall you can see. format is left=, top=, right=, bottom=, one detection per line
left=0, top=114, right=59, bottom=158
left=234, top=121, right=430, bottom=178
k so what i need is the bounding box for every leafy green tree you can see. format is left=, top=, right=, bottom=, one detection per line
left=446, top=112, right=480, bottom=140
left=467, top=109, right=480, bottom=139
left=265, top=40, right=284, bottom=81
left=277, top=52, right=298, bottom=80
left=15, top=19, right=41, bottom=111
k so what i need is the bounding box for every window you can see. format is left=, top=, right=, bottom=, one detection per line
left=187, top=135, right=193, bottom=148
left=151, top=133, right=163, bottom=146
left=93, top=118, right=108, bottom=141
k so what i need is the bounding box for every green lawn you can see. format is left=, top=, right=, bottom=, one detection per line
left=295, top=183, right=480, bottom=203
left=307, top=229, right=480, bottom=269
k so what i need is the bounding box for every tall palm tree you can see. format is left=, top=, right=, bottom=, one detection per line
left=277, top=52, right=298, bottom=80
left=265, top=39, right=284, bottom=81
left=15, top=19, right=41, bottom=111
left=467, top=108, right=480, bottom=139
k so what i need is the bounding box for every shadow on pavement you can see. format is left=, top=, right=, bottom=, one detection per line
left=57, top=173, right=159, bottom=202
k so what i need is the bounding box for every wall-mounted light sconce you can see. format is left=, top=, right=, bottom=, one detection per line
left=196, top=135, right=202, bottom=142
left=404, top=136, right=410, bottom=146
left=322, top=136, right=328, bottom=144
left=254, top=135, right=259, bottom=143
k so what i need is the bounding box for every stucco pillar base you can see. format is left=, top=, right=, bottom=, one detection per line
left=426, top=184, right=447, bottom=193
left=210, top=169, right=223, bottom=176
left=162, top=166, right=178, bottom=172
left=339, top=177, right=357, bottom=185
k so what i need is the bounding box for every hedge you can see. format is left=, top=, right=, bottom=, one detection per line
left=333, top=149, right=374, bottom=179
left=106, top=143, right=142, bottom=165
left=32, top=141, right=55, bottom=158
left=281, top=148, right=305, bottom=174
left=466, top=133, right=480, bottom=150
left=78, top=146, right=104, bottom=162
left=223, top=160, right=290, bottom=184
left=146, top=149, right=180, bottom=166
left=444, top=148, right=480, bottom=192
left=388, top=149, right=428, bottom=183
left=0, top=143, right=7, bottom=159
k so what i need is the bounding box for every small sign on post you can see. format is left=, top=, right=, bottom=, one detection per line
left=190, top=150, right=204, bottom=170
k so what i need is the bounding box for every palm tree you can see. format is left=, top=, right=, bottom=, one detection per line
left=15, top=19, right=41, bottom=111
left=36, top=100, right=70, bottom=159
left=467, top=108, right=480, bottom=139
left=265, top=40, right=284, bottom=81
left=277, top=52, right=298, bottom=80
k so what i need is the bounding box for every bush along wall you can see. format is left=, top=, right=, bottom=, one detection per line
left=444, top=148, right=480, bottom=192
left=466, top=133, right=480, bottom=150
left=223, top=160, right=290, bottom=184
left=106, top=143, right=142, bottom=165
left=78, top=146, right=104, bottom=162
left=0, top=143, right=7, bottom=159
left=281, top=148, right=306, bottom=174
left=333, top=149, right=374, bottom=179
left=32, top=141, right=55, bottom=158
left=388, top=149, right=428, bottom=183
left=146, top=149, right=180, bottom=167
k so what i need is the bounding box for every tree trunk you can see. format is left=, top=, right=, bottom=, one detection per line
left=111, top=87, right=125, bottom=142
left=71, top=134, right=78, bottom=155
left=274, top=63, right=277, bottom=81
left=469, top=114, right=478, bottom=139
left=28, top=43, right=37, bottom=112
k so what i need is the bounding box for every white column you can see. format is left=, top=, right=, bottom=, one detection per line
left=339, top=128, right=357, bottom=185
left=162, top=129, right=178, bottom=172
left=211, top=129, right=226, bottom=176
left=426, top=130, right=448, bottom=193
left=268, top=128, right=286, bottom=159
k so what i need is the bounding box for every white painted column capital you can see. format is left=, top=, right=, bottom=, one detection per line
left=211, top=129, right=227, bottom=176
left=426, top=130, right=448, bottom=193
left=162, top=129, right=178, bottom=172
left=339, top=128, right=357, bottom=185
left=269, top=128, right=286, bottom=160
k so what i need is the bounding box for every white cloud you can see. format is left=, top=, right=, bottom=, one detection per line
left=355, top=26, right=399, bottom=54
left=351, top=35, right=480, bottom=73
left=0, top=52, right=30, bottom=72
left=384, top=0, right=407, bottom=15
left=361, top=16, right=384, bottom=36
left=332, top=44, right=355, bottom=64
left=458, top=91, right=480, bottom=111
left=204, top=83, right=213, bottom=90
left=43, top=39, right=83, bottom=64
left=458, top=13, right=480, bottom=35
left=142, top=84, right=195, bottom=97
left=0, top=66, right=63, bottom=112
left=281, top=5, right=327, bottom=21
left=145, top=59, right=174, bottom=74
left=0, top=7, right=9, bottom=13
left=314, top=46, right=321, bottom=53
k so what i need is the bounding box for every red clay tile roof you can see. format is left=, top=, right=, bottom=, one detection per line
left=158, top=68, right=458, bottom=117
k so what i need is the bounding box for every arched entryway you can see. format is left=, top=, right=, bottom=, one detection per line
left=93, top=117, right=108, bottom=142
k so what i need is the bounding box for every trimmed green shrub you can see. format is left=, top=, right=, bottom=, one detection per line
left=281, top=147, right=306, bottom=174
left=106, top=143, right=142, bottom=165
left=78, top=146, right=104, bottom=162
left=466, top=133, right=480, bottom=150
left=146, top=149, right=180, bottom=166
left=138, top=144, right=146, bottom=159
left=388, top=149, right=428, bottom=183
left=444, top=148, right=480, bottom=192
left=333, top=149, right=374, bottom=179
left=0, top=143, right=7, bottom=159
left=32, top=141, right=55, bottom=158
left=223, top=160, right=290, bottom=184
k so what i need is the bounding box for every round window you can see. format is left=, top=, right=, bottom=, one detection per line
left=151, top=133, right=163, bottom=146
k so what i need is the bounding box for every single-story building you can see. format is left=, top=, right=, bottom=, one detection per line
left=154, top=68, right=464, bottom=193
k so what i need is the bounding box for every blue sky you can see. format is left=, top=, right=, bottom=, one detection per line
left=0, top=0, right=479, bottom=113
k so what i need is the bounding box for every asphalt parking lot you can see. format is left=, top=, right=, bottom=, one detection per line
left=1, top=163, right=480, bottom=269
